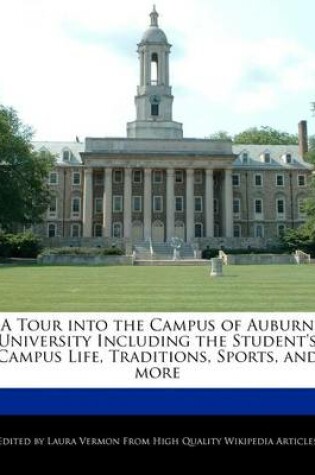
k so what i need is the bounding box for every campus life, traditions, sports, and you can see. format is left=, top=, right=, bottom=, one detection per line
left=32, top=7, right=313, bottom=255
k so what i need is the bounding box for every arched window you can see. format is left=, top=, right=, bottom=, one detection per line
left=195, top=223, right=203, bottom=238
left=151, top=53, right=158, bottom=85
left=255, top=224, right=264, bottom=238
left=71, top=224, right=81, bottom=238
left=297, top=197, right=306, bottom=218
left=48, top=223, right=57, bottom=238
left=113, top=222, right=122, bottom=238
left=277, top=224, right=285, bottom=237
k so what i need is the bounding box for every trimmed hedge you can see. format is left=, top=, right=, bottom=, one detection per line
left=201, top=246, right=290, bottom=259
left=0, top=233, right=43, bottom=258
left=42, top=247, right=124, bottom=256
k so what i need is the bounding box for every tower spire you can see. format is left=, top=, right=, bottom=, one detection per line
left=150, top=5, right=159, bottom=27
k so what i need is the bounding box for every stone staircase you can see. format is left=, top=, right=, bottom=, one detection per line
left=152, top=242, right=173, bottom=260
left=132, top=241, right=198, bottom=264
left=133, top=241, right=152, bottom=260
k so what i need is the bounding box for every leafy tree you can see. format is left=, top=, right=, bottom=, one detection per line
left=207, top=130, right=232, bottom=141
left=0, top=105, right=55, bottom=231
left=233, top=126, right=298, bottom=145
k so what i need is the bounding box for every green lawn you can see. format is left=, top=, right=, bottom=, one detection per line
left=0, top=264, right=314, bottom=311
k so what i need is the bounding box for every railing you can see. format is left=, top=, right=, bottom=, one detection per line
left=295, top=249, right=311, bottom=264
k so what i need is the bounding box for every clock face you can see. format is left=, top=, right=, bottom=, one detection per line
left=150, top=94, right=161, bottom=104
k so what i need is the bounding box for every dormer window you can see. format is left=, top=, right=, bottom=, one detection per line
left=263, top=152, right=271, bottom=163
left=283, top=153, right=292, bottom=164
left=40, top=147, right=48, bottom=158
left=242, top=152, right=248, bottom=164
left=63, top=150, right=70, bottom=161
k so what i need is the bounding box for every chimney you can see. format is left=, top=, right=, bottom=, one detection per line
left=298, top=120, right=308, bottom=157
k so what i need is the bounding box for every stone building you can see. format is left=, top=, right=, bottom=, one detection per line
left=33, top=7, right=313, bottom=251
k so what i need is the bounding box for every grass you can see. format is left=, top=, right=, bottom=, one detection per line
left=0, top=264, right=314, bottom=311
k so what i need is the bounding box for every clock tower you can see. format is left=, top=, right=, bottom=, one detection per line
left=127, top=6, right=183, bottom=139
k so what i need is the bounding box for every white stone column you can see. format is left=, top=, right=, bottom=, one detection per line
left=124, top=168, right=132, bottom=239
left=82, top=168, right=93, bottom=238
left=165, top=52, right=169, bottom=86
left=166, top=169, right=174, bottom=240
left=205, top=169, right=214, bottom=237
left=186, top=169, right=194, bottom=242
left=103, top=167, right=112, bottom=238
left=143, top=168, right=152, bottom=241
left=145, top=52, right=151, bottom=85
left=224, top=168, right=233, bottom=238
left=158, top=51, right=164, bottom=85
left=140, top=51, right=144, bottom=87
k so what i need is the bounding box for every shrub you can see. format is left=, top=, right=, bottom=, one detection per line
left=0, top=232, right=42, bottom=258
left=201, top=247, right=218, bottom=259
left=42, top=247, right=124, bottom=256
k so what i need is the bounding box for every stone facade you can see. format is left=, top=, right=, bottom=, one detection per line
left=32, top=8, right=313, bottom=249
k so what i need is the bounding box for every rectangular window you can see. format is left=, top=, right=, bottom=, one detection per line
left=153, top=170, right=163, bottom=184
left=277, top=199, right=285, bottom=214
left=232, top=174, right=240, bottom=187
left=242, top=152, right=248, bottom=164
left=153, top=196, right=163, bottom=212
left=233, top=225, right=241, bottom=238
left=194, top=196, right=203, bottom=212
left=48, top=196, right=57, bottom=217
left=132, top=196, right=142, bottom=212
left=214, top=199, right=218, bottom=214
left=175, top=196, right=184, bottom=212
left=298, top=199, right=306, bottom=217
left=264, top=153, right=271, bottom=163
left=113, top=195, right=123, bottom=212
left=298, top=175, right=306, bottom=186
left=71, top=198, right=81, bottom=217
left=48, top=223, right=57, bottom=238
left=255, top=224, right=264, bottom=238
left=113, top=170, right=123, bottom=184
left=94, top=197, right=103, bottom=214
left=194, top=170, right=202, bottom=184
left=94, top=224, right=102, bottom=237
left=276, top=175, right=284, bottom=186
left=133, top=170, right=142, bottom=184
left=72, top=172, right=81, bottom=185
left=255, top=174, right=262, bottom=186
left=49, top=172, right=58, bottom=185
left=151, top=104, right=159, bottom=116
left=175, top=170, right=184, bottom=183
left=255, top=199, right=263, bottom=214
left=63, top=150, right=70, bottom=161
left=233, top=199, right=240, bottom=215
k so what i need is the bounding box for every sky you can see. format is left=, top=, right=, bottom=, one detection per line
left=1, top=0, right=315, bottom=141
